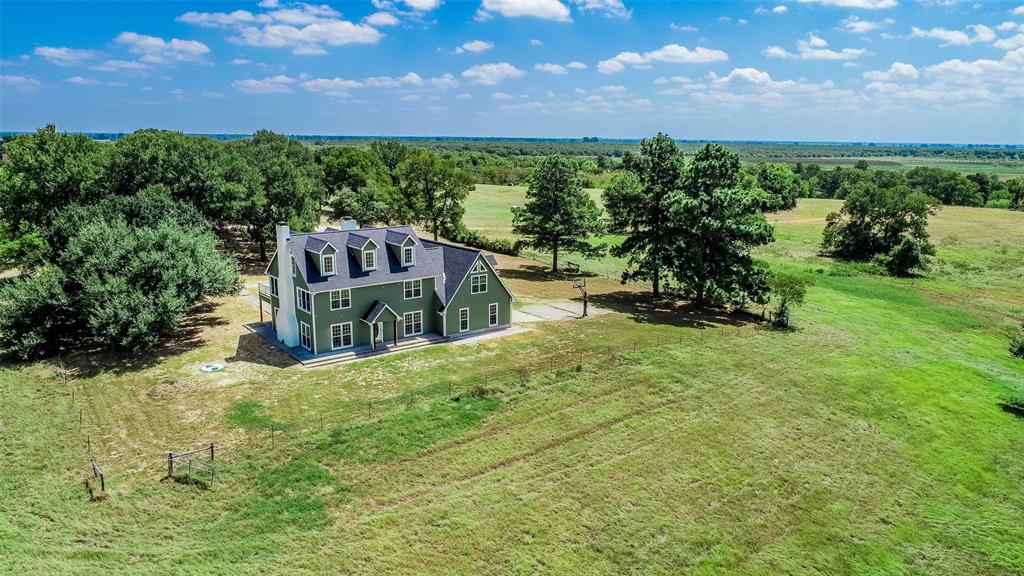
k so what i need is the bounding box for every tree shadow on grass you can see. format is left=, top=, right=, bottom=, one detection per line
left=498, top=263, right=600, bottom=283
left=225, top=331, right=298, bottom=369
left=589, top=290, right=762, bottom=329
left=62, top=301, right=230, bottom=378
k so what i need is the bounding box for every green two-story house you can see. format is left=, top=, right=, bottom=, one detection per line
left=260, top=222, right=514, bottom=357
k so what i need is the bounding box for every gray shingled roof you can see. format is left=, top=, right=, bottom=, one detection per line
left=345, top=232, right=374, bottom=249
left=362, top=300, right=398, bottom=323
left=305, top=236, right=330, bottom=253
left=420, top=239, right=484, bottom=308
left=385, top=229, right=413, bottom=246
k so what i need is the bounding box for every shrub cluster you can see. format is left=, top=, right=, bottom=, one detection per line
left=449, top=225, right=521, bottom=256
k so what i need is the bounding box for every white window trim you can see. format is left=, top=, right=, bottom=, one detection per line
left=402, top=245, right=415, bottom=267
left=363, top=249, right=377, bottom=271
left=296, top=287, right=311, bottom=313
left=321, top=254, right=335, bottom=276
left=299, top=321, right=312, bottom=351
left=403, top=279, right=422, bottom=300
left=471, top=274, right=488, bottom=294
left=403, top=310, right=423, bottom=336
left=269, top=276, right=278, bottom=296
left=489, top=303, right=498, bottom=327
left=459, top=307, right=470, bottom=333
left=331, top=322, right=353, bottom=350
left=472, top=261, right=486, bottom=273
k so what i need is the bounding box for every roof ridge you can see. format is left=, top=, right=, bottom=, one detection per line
left=421, top=238, right=484, bottom=254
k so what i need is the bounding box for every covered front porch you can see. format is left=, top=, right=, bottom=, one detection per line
left=361, top=300, right=401, bottom=351
left=244, top=320, right=445, bottom=367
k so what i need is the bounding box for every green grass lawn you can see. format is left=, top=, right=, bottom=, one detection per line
left=1, top=194, right=1023, bottom=575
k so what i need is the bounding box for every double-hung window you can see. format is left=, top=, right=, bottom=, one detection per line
left=404, top=279, right=422, bottom=299
left=471, top=274, right=487, bottom=294
left=402, top=245, right=415, bottom=266
left=459, top=308, right=470, bottom=332
left=270, top=277, right=278, bottom=296
left=403, top=311, right=423, bottom=336
left=331, top=322, right=352, bottom=349
left=296, top=288, right=311, bottom=313
left=330, top=289, right=350, bottom=310
left=299, top=322, right=312, bottom=351
left=321, top=254, right=335, bottom=275
left=489, top=303, right=498, bottom=327
left=363, top=249, right=376, bottom=271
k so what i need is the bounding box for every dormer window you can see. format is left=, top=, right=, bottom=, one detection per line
left=321, top=254, right=335, bottom=276
left=363, top=248, right=377, bottom=271
left=402, top=245, right=415, bottom=267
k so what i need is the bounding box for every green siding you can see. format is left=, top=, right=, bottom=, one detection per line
left=445, top=256, right=513, bottom=335
left=310, top=277, right=441, bottom=354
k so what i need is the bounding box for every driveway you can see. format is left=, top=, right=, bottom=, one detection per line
left=512, top=300, right=609, bottom=323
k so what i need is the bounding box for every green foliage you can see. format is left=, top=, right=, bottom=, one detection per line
left=821, top=181, right=936, bottom=276
left=0, top=266, right=72, bottom=359
left=449, top=225, right=520, bottom=256
left=0, top=125, right=108, bottom=268
left=1009, top=321, right=1024, bottom=359
left=0, top=189, right=239, bottom=358
left=610, top=133, right=686, bottom=297
left=906, top=166, right=983, bottom=207
left=666, top=144, right=774, bottom=308
left=752, top=162, right=802, bottom=211
left=601, top=171, right=642, bottom=233
left=397, top=149, right=473, bottom=241
left=319, top=146, right=407, bottom=225
left=767, top=272, right=813, bottom=328
left=512, top=156, right=606, bottom=272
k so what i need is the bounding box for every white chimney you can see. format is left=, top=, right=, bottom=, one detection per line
left=274, top=222, right=299, bottom=347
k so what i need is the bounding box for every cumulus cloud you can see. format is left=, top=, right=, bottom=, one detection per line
left=461, top=62, right=526, bottom=84
left=34, top=46, right=101, bottom=66
left=476, top=0, right=572, bottom=22
left=177, top=2, right=381, bottom=55
left=670, top=23, right=698, bottom=31
left=365, top=11, right=400, bottom=26
left=841, top=16, right=894, bottom=33
left=862, top=48, right=1024, bottom=104
left=232, top=75, right=295, bottom=93
left=295, top=71, right=457, bottom=98
left=762, top=34, right=867, bottom=60
left=530, top=38, right=544, bottom=46
left=1010, top=5, right=1024, bottom=15
left=773, top=5, right=788, bottom=13
left=535, top=63, right=568, bottom=74
left=570, top=0, right=630, bottom=19
left=862, top=61, right=918, bottom=81
left=597, top=44, right=728, bottom=74
left=455, top=40, right=494, bottom=54
left=231, top=58, right=251, bottom=65
left=114, top=31, right=210, bottom=64
left=300, top=76, right=362, bottom=96
left=403, top=0, right=441, bottom=9
left=566, top=60, right=587, bottom=69
left=994, top=22, right=1024, bottom=50
left=66, top=75, right=99, bottom=85
left=910, top=24, right=996, bottom=46
left=91, top=59, right=148, bottom=72
left=795, top=0, right=897, bottom=8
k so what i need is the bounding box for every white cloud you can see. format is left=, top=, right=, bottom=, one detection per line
left=670, top=23, right=698, bottom=31
left=476, top=0, right=572, bottom=22
left=795, top=0, right=897, bottom=8
left=430, top=73, right=460, bottom=88
left=530, top=38, right=544, bottom=46
left=91, top=59, right=148, bottom=72
left=598, top=84, right=626, bottom=92
left=455, top=92, right=472, bottom=99
left=570, top=0, right=630, bottom=18
left=461, top=62, right=526, bottom=84
left=863, top=61, right=918, bottom=81
left=861, top=48, right=1024, bottom=104
left=566, top=60, right=588, bottom=69
left=455, top=40, right=494, bottom=54
left=34, top=46, right=101, bottom=66
left=301, top=76, right=363, bottom=96
left=178, top=3, right=382, bottom=55
left=841, top=15, right=894, bottom=33
left=1, top=74, right=42, bottom=93
left=492, top=91, right=515, bottom=99
left=231, top=58, right=251, bottom=65
left=363, top=72, right=424, bottom=88
left=535, top=62, right=568, bottom=74
left=597, top=43, right=729, bottom=74
left=232, top=74, right=295, bottom=93
left=1010, top=5, right=1024, bottom=15
left=403, top=0, right=441, bottom=9
left=910, top=24, right=996, bottom=46
left=365, top=11, right=400, bottom=26
left=773, top=5, right=789, bottom=13
left=762, top=34, right=867, bottom=60
left=114, top=32, right=210, bottom=64
left=66, top=75, right=99, bottom=85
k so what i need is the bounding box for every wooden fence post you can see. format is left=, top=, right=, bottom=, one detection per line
left=167, top=452, right=173, bottom=478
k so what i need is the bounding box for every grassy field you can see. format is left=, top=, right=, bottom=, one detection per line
left=2, top=193, right=1023, bottom=574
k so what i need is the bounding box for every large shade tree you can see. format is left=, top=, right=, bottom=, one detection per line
left=666, top=144, right=774, bottom=308
left=397, top=149, right=474, bottom=240
left=512, top=156, right=605, bottom=272
left=607, top=133, right=685, bottom=298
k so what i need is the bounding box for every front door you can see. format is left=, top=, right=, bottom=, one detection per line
left=375, top=322, right=384, bottom=343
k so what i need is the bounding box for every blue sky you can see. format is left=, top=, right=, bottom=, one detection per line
left=2, top=0, right=1023, bottom=143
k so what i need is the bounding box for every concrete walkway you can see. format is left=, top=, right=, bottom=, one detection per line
left=512, top=300, right=610, bottom=323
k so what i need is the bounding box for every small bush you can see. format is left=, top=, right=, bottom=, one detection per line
left=1009, top=321, right=1024, bottom=359
left=449, top=225, right=520, bottom=256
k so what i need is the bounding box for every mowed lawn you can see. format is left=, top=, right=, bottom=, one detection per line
left=1, top=195, right=1023, bottom=574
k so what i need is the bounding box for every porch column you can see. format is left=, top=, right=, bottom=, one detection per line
left=394, top=321, right=399, bottom=345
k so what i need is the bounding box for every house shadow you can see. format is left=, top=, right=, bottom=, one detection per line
left=62, top=301, right=230, bottom=378
left=588, top=290, right=762, bottom=330
left=225, top=330, right=298, bottom=369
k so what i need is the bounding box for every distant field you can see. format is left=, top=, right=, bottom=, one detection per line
left=3, top=192, right=1023, bottom=573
